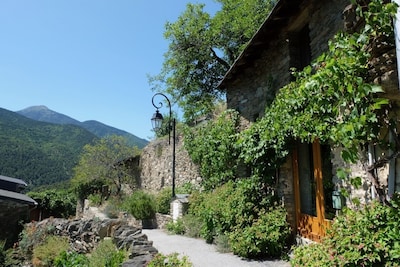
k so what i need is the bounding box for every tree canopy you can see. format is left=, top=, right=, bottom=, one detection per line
left=150, top=0, right=276, bottom=123
left=71, top=135, right=140, bottom=197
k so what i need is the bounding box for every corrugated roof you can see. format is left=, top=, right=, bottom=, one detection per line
left=0, top=189, right=37, bottom=205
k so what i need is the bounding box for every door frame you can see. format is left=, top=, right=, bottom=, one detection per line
left=293, top=140, right=331, bottom=242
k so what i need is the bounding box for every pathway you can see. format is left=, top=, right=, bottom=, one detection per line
left=143, top=229, right=291, bottom=267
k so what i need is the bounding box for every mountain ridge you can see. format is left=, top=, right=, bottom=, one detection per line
left=17, top=105, right=148, bottom=149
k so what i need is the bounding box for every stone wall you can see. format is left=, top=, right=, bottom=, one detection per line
left=139, top=133, right=201, bottom=193
left=0, top=200, right=31, bottom=248
left=227, top=0, right=349, bottom=125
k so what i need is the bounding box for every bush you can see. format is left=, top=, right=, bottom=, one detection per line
left=229, top=207, right=290, bottom=258
left=54, top=251, right=89, bottom=267
left=88, top=193, right=102, bottom=206
left=32, top=236, right=70, bottom=267
left=188, top=176, right=281, bottom=247
left=155, top=187, right=173, bottom=214
left=215, top=234, right=231, bottom=253
left=103, top=197, right=123, bottom=218
left=123, top=190, right=157, bottom=220
left=28, top=189, right=77, bottom=218
left=19, top=223, right=53, bottom=259
left=147, top=253, right=192, bottom=267
left=181, top=214, right=202, bottom=238
left=291, top=194, right=400, bottom=266
left=89, top=238, right=126, bottom=267
left=166, top=218, right=185, bottom=235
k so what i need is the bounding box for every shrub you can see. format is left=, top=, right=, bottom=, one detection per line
left=166, top=218, right=185, bottom=235
left=54, top=251, right=89, bottom=267
left=155, top=187, right=173, bottom=214
left=103, top=197, right=123, bottom=219
left=19, top=223, right=53, bottom=259
left=215, top=234, right=231, bottom=253
left=123, top=190, right=157, bottom=220
left=181, top=214, right=202, bottom=238
left=188, top=176, right=281, bottom=247
left=88, top=238, right=127, bottom=267
left=229, top=207, right=290, bottom=258
left=291, top=194, right=400, bottom=266
left=32, top=236, right=69, bottom=267
left=147, top=253, right=192, bottom=267
left=88, top=193, right=102, bottom=206
left=28, top=189, right=77, bottom=218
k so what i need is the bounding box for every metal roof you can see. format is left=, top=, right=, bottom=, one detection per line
left=0, top=189, right=37, bottom=205
left=0, top=175, right=28, bottom=187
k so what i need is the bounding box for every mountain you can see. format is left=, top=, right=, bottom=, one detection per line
left=0, top=108, right=97, bottom=188
left=17, top=105, right=148, bottom=149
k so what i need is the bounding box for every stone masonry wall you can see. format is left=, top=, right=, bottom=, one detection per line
left=0, top=200, right=30, bottom=248
left=139, top=134, right=201, bottom=193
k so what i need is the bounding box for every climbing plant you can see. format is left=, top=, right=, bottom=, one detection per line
left=183, top=109, right=241, bottom=190
left=238, top=0, right=397, bottom=199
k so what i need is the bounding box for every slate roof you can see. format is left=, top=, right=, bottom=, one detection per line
left=218, top=0, right=304, bottom=88
left=0, top=175, right=27, bottom=187
left=0, top=189, right=37, bottom=205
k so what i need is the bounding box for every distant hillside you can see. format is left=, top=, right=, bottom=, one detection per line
left=17, top=105, right=148, bottom=148
left=0, top=108, right=97, bottom=188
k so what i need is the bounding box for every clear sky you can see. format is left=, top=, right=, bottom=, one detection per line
left=0, top=0, right=220, bottom=141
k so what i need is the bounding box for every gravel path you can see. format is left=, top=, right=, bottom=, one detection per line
left=142, top=229, right=291, bottom=267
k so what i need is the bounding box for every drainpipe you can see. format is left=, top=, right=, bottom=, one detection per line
left=391, top=0, right=400, bottom=197
left=388, top=131, right=396, bottom=198
left=368, top=144, right=377, bottom=199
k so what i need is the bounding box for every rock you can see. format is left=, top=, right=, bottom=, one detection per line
left=29, top=217, right=158, bottom=266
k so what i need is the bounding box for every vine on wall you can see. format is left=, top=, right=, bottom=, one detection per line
left=185, top=0, right=398, bottom=199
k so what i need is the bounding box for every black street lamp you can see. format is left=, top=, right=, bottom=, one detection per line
left=151, top=93, right=176, bottom=199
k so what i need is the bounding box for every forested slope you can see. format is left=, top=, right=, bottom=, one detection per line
left=0, top=108, right=97, bottom=188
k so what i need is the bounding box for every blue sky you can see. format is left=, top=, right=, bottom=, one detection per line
left=0, top=0, right=220, bottom=140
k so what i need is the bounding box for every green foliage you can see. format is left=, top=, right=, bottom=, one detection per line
left=150, top=0, right=275, bottom=122
left=184, top=110, right=241, bottom=190
left=0, top=240, right=6, bottom=267
left=181, top=214, right=203, bottom=238
left=28, top=189, right=76, bottom=218
left=54, top=251, right=89, bottom=267
left=87, top=193, right=102, bottom=206
left=88, top=239, right=126, bottom=267
left=103, top=197, right=124, bottom=219
left=72, top=135, right=140, bottom=197
left=238, top=0, right=395, bottom=188
left=291, top=194, right=400, bottom=266
left=166, top=218, right=185, bottom=235
left=32, top=236, right=70, bottom=267
left=0, top=108, right=97, bottom=189
left=19, top=222, right=54, bottom=259
left=187, top=176, right=285, bottom=257
left=155, top=183, right=198, bottom=214
left=214, top=234, right=231, bottom=253
left=147, top=253, right=192, bottom=267
left=229, top=207, right=290, bottom=258
left=155, top=187, right=173, bottom=214
left=123, top=190, right=156, bottom=220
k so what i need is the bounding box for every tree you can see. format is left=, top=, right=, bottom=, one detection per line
left=149, top=0, right=276, bottom=123
left=71, top=135, right=140, bottom=197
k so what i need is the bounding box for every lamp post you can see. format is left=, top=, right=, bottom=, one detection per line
left=151, top=93, right=176, bottom=199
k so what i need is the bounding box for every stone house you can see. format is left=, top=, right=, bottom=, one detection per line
left=0, top=175, right=37, bottom=248
left=218, top=0, right=400, bottom=242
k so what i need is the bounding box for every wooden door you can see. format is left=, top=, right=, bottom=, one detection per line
left=293, top=141, right=334, bottom=242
